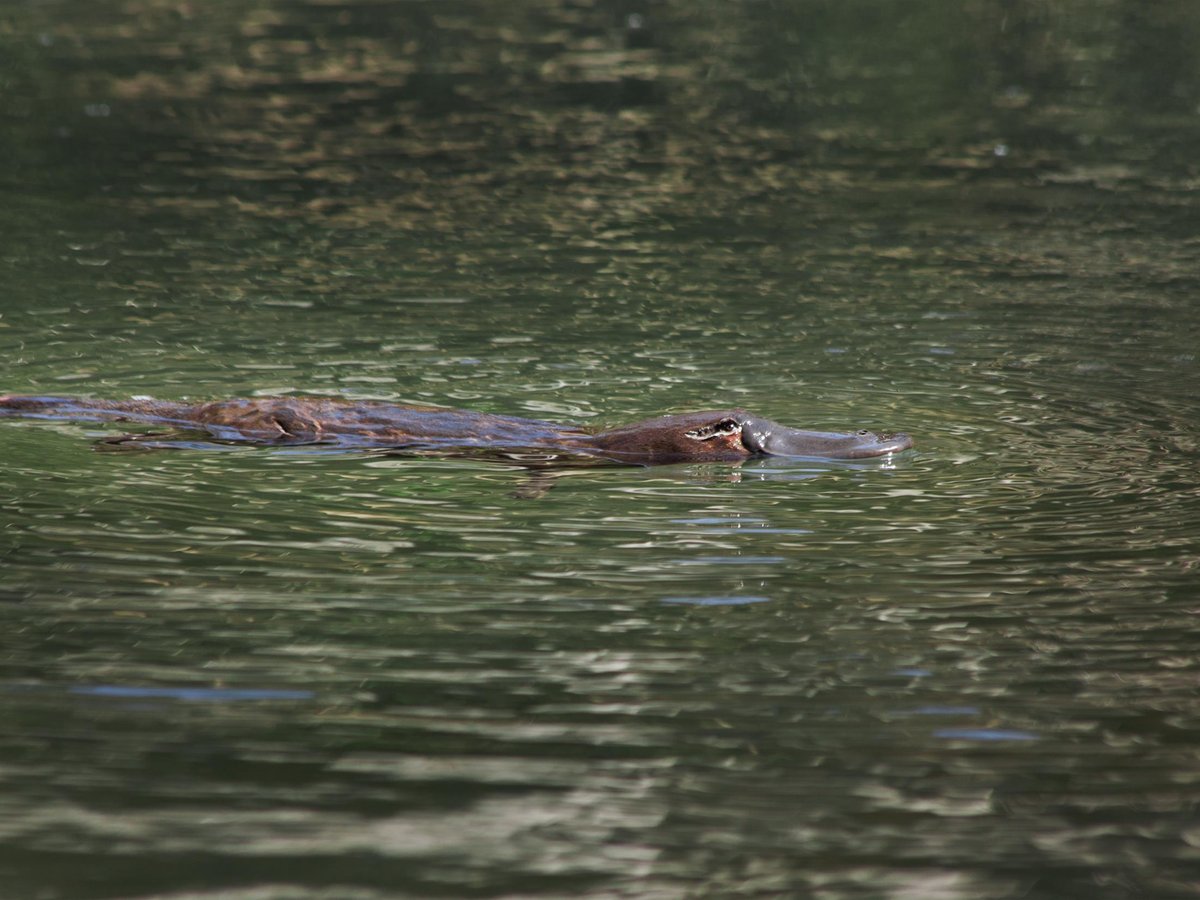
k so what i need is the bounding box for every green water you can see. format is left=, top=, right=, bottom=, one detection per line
left=3, top=2, right=1199, bottom=897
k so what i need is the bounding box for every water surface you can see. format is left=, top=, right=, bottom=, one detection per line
left=2, top=2, right=1199, bottom=898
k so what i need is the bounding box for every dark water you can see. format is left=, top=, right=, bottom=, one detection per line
left=2, top=2, right=1200, bottom=897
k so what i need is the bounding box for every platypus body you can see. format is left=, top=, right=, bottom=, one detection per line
left=0, top=395, right=913, bottom=464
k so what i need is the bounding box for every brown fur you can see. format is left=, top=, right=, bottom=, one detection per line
left=0, top=395, right=912, bottom=464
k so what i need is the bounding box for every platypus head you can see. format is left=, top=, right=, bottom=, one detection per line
left=587, top=409, right=913, bottom=464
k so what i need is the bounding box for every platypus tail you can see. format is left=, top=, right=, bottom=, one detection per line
left=0, top=394, right=195, bottom=425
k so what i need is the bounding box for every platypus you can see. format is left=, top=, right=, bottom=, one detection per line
left=0, top=394, right=913, bottom=464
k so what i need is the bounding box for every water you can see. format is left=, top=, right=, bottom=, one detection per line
left=2, top=1, right=1200, bottom=897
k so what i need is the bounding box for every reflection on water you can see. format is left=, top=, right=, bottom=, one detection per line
left=2, top=1, right=1200, bottom=898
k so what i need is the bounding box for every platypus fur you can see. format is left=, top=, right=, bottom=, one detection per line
left=0, top=394, right=913, bottom=464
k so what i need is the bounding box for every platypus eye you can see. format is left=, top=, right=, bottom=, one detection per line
left=857, top=430, right=871, bottom=437
left=685, top=418, right=742, bottom=441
